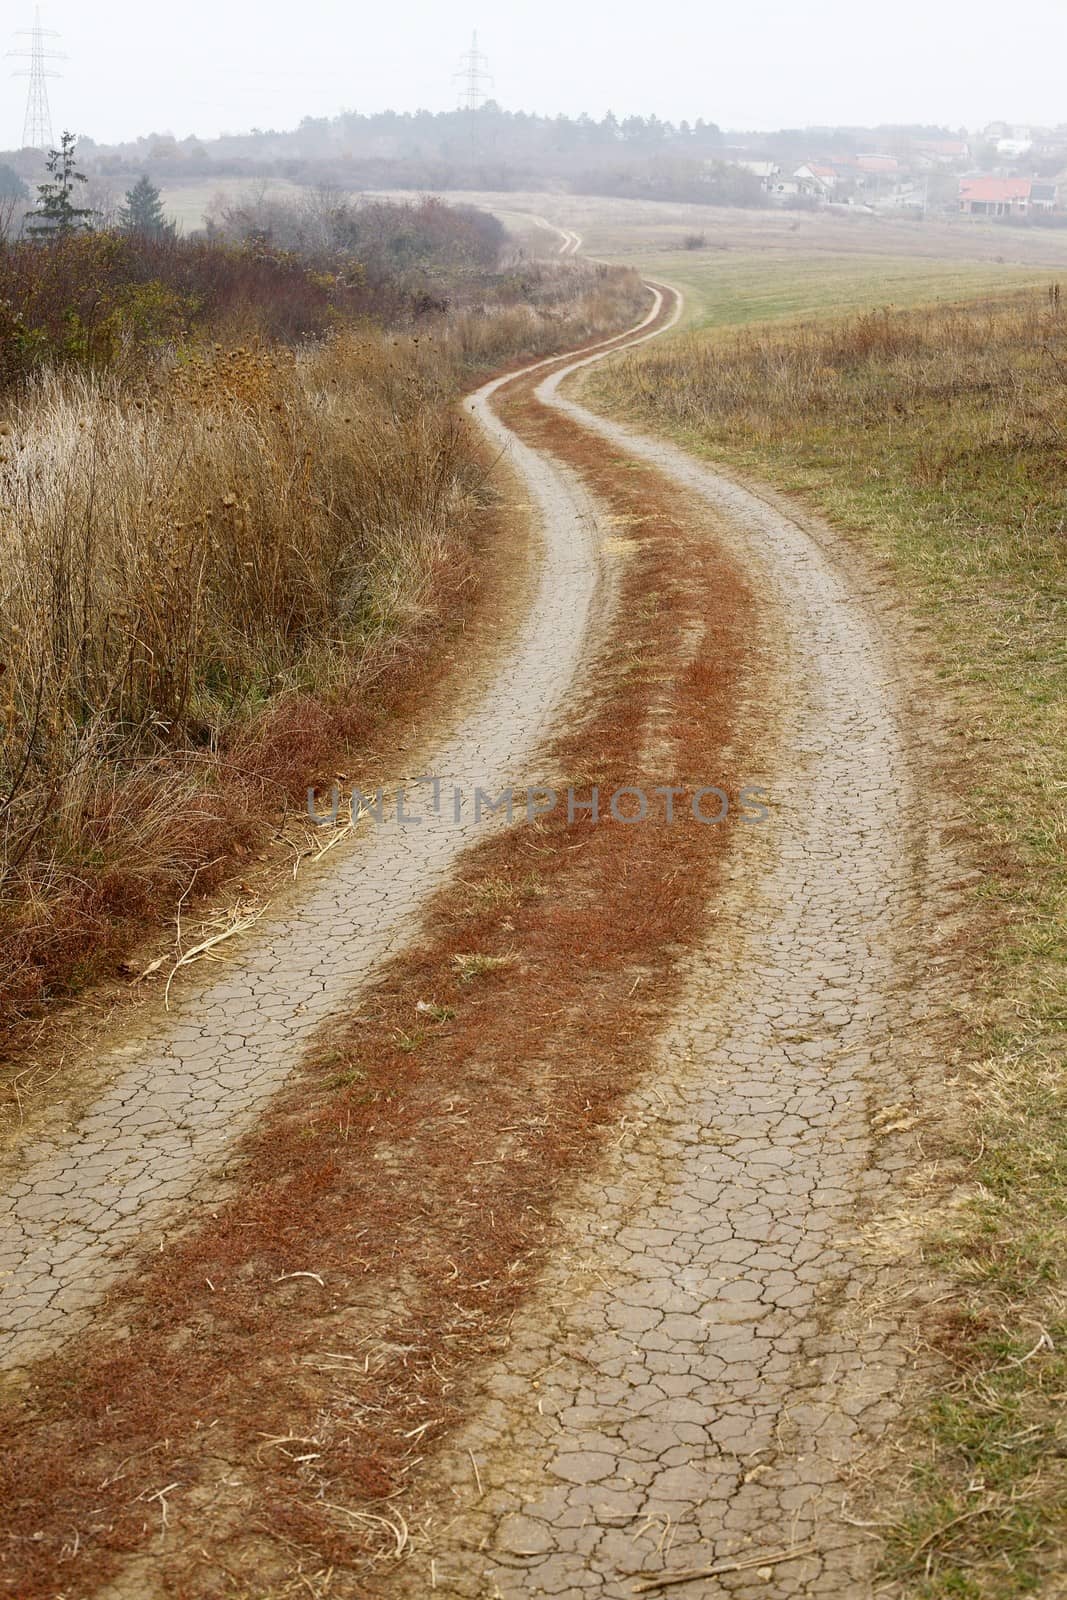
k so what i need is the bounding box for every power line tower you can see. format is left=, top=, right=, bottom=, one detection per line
left=9, top=6, right=64, bottom=151
left=455, top=31, right=492, bottom=162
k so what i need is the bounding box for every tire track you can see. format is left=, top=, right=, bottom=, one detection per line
left=524, top=214, right=583, bottom=256
left=377, top=292, right=932, bottom=1596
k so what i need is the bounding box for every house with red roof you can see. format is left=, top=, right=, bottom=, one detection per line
left=855, top=154, right=900, bottom=176
left=958, top=176, right=1056, bottom=216
left=793, top=162, right=838, bottom=196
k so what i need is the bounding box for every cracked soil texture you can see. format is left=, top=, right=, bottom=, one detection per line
left=375, top=316, right=943, bottom=1596
left=0, top=303, right=670, bottom=1377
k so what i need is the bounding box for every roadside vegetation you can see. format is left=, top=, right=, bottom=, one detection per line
left=0, top=155, right=645, bottom=1044
left=594, top=288, right=1066, bottom=1596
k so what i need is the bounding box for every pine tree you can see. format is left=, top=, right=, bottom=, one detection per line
left=26, top=132, right=93, bottom=240
left=118, top=174, right=175, bottom=239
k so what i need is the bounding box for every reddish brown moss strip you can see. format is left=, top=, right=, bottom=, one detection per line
left=0, top=296, right=764, bottom=1598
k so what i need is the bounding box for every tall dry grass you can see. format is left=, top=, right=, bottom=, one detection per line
left=0, top=333, right=472, bottom=1019
left=0, top=257, right=647, bottom=1032
left=440, top=261, right=646, bottom=368
left=602, top=289, right=1067, bottom=439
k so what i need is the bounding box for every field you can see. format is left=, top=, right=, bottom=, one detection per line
left=2, top=179, right=1064, bottom=1598
left=441, top=188, right=1067, bottom=327
left=158, top=176, right=305, bottom=234
left=162, top=181, right=1067, bottom=332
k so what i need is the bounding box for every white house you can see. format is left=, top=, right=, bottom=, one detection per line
left=793, top=162, right=837, bottom=196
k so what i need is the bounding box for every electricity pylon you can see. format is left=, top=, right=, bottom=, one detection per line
left=9, top=6, right=64, bottom=151
left=455, top=31, right=492, bottom=163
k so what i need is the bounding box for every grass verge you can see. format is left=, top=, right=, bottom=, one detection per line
left=590, top=286, right=1066, bottom=1596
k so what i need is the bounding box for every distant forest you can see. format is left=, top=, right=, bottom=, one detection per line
left=2, top=107, right=971, bottom=211
left=63, top=106, right=764, bottom=205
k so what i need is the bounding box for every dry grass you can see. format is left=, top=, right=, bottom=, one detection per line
left=594, top=286, right=1067, bottom=1597
left=0, top=255, right=646, bottom=1043
left=442, top=188, right=1067, bottom=266
left=0, top=333, right=474, bottom=1030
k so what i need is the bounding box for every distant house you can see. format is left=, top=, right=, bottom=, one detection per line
left=958, top=177, right=1056, bottom=216
left=793, top=162, right=837, bottom=195
left=997, top=136, right=1034, bottom=158
left=855, top=154, right=900, bottom=176
left=982, top=123, right=1034, bottom=158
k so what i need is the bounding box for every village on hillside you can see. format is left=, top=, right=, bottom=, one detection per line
left=729, top=121, right=1067, bottom=217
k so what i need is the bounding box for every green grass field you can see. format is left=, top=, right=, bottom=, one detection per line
left=632, top=249, right=1058, bottom=330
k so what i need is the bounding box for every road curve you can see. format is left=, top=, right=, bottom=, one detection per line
left=381, top=289, right=928, bottom=1596
left=524, top=213, right=583, bottom=256
left=0, top=294, right=665, bottom=1376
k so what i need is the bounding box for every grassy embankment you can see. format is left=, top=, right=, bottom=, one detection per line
left=0, top=218, right=645, bottom=1045
left=592, top=288, right=1066, bottom=1597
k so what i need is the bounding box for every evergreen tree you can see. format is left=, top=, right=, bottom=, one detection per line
left=26, top=132, right=93, bottom=240
left=118, top=174, right=175, bottom=238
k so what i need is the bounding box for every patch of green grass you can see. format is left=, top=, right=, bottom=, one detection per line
left=638, top=251, right=1052, bottom=332
left=451, top=951, right=518, bottom=982
left=392, top=1029, right=425, bottom=1054
left=458, top=870, right=546, bottom=914
left=329, top=1067, right=367, bottom=1089
left=416, top=1000, right=456, bottom=1024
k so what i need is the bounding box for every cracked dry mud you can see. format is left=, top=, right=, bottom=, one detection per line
left=2, top=283, right=941, bottom=1600
left=378, top=330, right=937, bottom=1596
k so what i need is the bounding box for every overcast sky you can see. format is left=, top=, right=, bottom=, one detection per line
left=8, top=0, right=1066, bottom=149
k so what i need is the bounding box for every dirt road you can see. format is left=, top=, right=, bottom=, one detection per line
left=383, top=314, right=939, bottom=1596
left=0, top=282, right=942, bottom=1599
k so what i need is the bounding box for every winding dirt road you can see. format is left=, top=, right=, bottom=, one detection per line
left=525, top=215, right=583, bottom=256
left=385, top=317, right=937, bottom=1597
left=0, top=277, right=942, bottom=1600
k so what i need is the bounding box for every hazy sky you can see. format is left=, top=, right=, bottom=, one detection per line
left=8, top=0, right=1066, bottom=149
